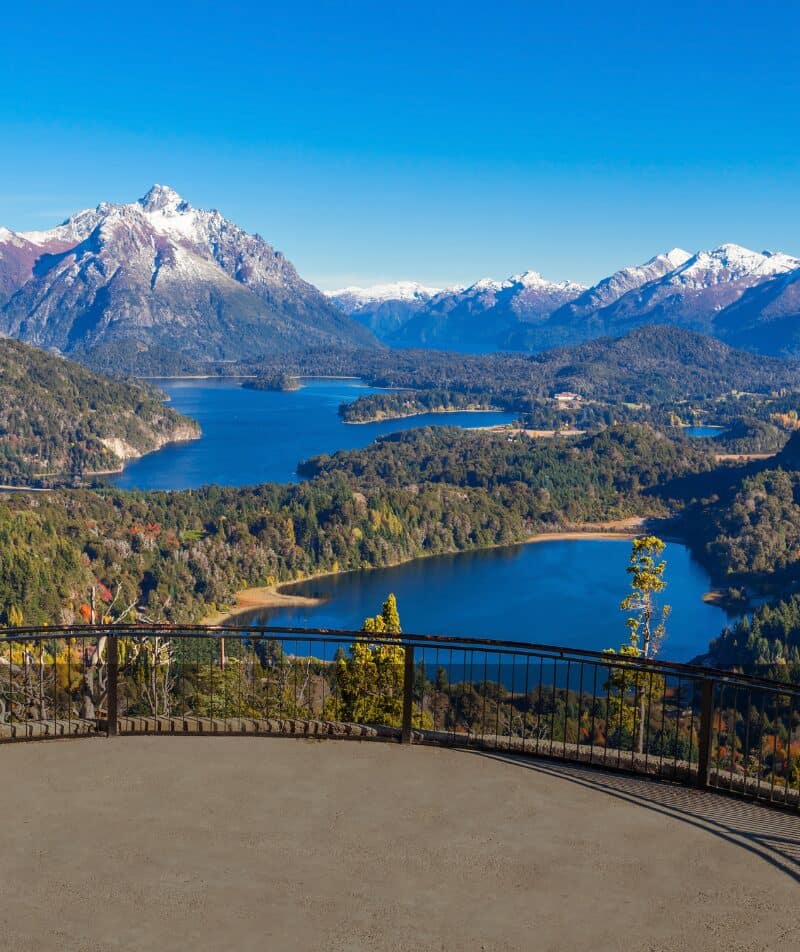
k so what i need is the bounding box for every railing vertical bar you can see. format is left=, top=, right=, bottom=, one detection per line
left=433, top=647, right=440, bottom=734
left=536, top=657, right=544, bottom=755
left=686, top=677, right=696, bottom=778
left=494, top=653, right=502, bottom=751
left=401, top=644, right=414, bottom=745
left=769, top=701, right=779, bottom=804
left=643, top=670, right=653, bottom=775
left=481, top=653, right=488, bottom=744
left=589, top=662, right=598, bottom=766
left=106, top=632, right=118, bottom=737
left=447, top=646, right=454, bottom=742
left=67, top=635, right=71, bottom=735
left=563, top=659, right=571, bottom=761
left=522, top=656, right=530, bottom=755
left=603, top=661, right=611, bottom=768
left=697, top=678, right=714, bottom=789
left=742, top=688, right=752, bottom=797
left=755, top=688, right=766, bottom=802
left=729, top=685, right=738, bottom=793
left=549, top=658, right=557, bottom=758
left=577, top=661, right=584, bottom=761
left=615, top=662, right=624, bottom=771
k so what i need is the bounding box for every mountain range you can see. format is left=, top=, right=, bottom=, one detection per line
left=3, top=187, right=800, bottom=365
left=328, top=244, right=800, bottom=356
left=0, top=186, right=376, bottom=367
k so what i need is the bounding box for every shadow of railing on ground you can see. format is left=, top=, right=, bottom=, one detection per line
left=471, top=750, right=800, bottom=885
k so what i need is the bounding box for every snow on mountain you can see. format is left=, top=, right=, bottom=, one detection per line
left=327, top=281, right=444, bottom=312
left=664, top=243, right=800, bottom=289
left=3, top=196, right=800, bottom=359
left=554, top=249, right=691, bottom=319
left=19, top=205, right=111, bottom=248
left=0, top=186, right=377, bottom=361
left=388, top=270, right=586, bottom=352
left=587, top=243, right=800, bottom=338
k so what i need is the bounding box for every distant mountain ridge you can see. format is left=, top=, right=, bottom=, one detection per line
left=331, top=244, right=800, bottom=356
left=329, top=271, right=586, bottom=352
left=0, top=186, right=377, bottom=365
left=326, top=281, right=446, bottom=339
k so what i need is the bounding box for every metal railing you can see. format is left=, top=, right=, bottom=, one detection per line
left=1, top=625, right=798, bottom=811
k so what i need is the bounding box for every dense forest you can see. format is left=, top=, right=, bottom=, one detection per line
left=708, top=597, right=800, bottom=677
left=339, top=390, right=499, bottom=423
left=0, top=425, right=715, bottom=628
left=0, top=339, right=198, bottom=485
left=244, top=326, right=800, bottom=406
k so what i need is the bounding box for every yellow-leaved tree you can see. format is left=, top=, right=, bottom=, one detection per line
left=326, top=594, right=431, bottom=729
left=605, top=536, right=670, bottom=754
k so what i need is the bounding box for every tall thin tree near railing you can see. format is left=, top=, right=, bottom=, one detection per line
left=612, top=536, right=671, bottom=754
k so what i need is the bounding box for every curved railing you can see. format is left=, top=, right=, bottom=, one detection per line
left=1, top=625, right=798, bottom=811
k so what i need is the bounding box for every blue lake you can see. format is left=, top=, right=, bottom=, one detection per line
left=685, top=426, right=726, bottom=438
left=112, top=378, right=516, bottom=490
left=233, top=537, right=730, bottom=662
left=112, top=379, right=731, bottom=660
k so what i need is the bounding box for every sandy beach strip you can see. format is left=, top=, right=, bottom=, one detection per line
left=200, top=585, right=325, bottom=625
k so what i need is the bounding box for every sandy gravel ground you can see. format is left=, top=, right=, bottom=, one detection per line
left=0, top=737, right=797, bottom=951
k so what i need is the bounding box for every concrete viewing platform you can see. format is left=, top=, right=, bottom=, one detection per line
left=1, top=737, right=797, bottom=951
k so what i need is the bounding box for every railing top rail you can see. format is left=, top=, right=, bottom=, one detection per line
left=1, top=623, right=797, bottom=696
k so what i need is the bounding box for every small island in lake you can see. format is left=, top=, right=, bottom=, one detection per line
left=244, top=373, right=301, bottom=392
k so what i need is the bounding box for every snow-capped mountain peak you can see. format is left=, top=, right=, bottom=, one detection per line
left=671, top=243, right=800, bottom=288
left=468, top=270, right=585, bottom=294
left=0, top=186, right=376, bottom=359
left=661, top=247, right=692, bottom=269
left=0, top=226, right=27, bottom=249
left=139, top=184, right=186, bottom=213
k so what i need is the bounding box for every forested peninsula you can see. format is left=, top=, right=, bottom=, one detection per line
left=0, top=339, right=198, bottom=485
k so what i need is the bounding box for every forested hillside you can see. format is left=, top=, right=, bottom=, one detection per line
left=0, top=339, right=198, bottom=484
left=0, top=425, right=711, bottom=626
left=248, top=326, right=800, bottom=410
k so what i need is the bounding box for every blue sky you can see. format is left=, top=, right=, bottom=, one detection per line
left=1, top=1, right=799, bottom=288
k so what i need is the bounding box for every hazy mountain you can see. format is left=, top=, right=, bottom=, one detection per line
left=712, top=267, right=800, bottom=357
left=327, top=281, right=444, bottom=338
left=387, top=271, right=586, bottom=352
left=0, top=186, right=377, bottom=366
left=359, top=244, right=800, bottom=356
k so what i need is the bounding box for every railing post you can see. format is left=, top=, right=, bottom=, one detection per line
left=106, top=632, right=118, bottom=737
left=696, top=677, right=714, bottom=789
left=401, top=644, right=414, bottom=744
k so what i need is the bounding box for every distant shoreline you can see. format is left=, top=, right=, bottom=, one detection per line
left=343, top=406, right=501, bottom=424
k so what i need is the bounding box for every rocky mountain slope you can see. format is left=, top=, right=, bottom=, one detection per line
left=562, top=244, right=800, bottom=343
left=0, top=338, right=198, bottom=485
left=384, top=272, right=585, bottom=352
left=0, top=186, right=377, bottom=367
left=334, top=244, right=800, bottom=355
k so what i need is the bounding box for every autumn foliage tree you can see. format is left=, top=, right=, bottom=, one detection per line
left=606, top=536, right=671, bottom=754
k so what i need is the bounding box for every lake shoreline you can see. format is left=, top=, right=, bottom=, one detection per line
left=343, top=406, right=501, bottom=425
left=209, top=517, right=650, bottom=626
left=201, top=585, right=327, bottom=625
